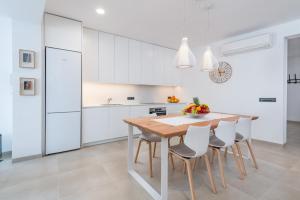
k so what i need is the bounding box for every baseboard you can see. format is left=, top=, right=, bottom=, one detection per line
left=82, top=135, right=140, bottom=148
left=287, top=120, right=300, bottom=123
left=251, top=139, right=285, bottom=147
left=12, top=154, right=42, bottom=163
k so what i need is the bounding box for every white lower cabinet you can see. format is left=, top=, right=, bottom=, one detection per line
left=82, top=104, right=186, bottom=145
left=82, top=107, right=111, bottom=144
left=167, top=104, right=185, bottom=114
left=130, top=105, right=149, bottom=135
left=109, top=106, right=131, bottom=138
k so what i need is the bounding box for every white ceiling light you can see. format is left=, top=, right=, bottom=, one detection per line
left=175, top=0, right=196, bottom=69
left=96, top=8, right=106, bottom=15
left=200, top=2, right=219, bottom=71
left=176, top=37, right=196, bottom=69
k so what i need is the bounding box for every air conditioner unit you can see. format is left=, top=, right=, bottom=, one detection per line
left=221, top=34, right=273, bottom=56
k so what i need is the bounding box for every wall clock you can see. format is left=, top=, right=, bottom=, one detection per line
left=209, top=61, right=232, bottom=83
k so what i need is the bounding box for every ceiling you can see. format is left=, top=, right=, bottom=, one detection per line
left=45, top=0, right=300, bottom=49
left=0, top=0, right=45, bottom=23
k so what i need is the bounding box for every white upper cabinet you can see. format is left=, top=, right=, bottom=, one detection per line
left=99, top=32, right=115, bottom=83
left=129, top=39, right=142, bottom=84
left=83, top=28, right=98, bottom=82
left=141, top=43, right=154, bottom=85
left=164, top=48, right=180, bottom=86
left=115, top=36, right=129, bottom=84
left=81, top=28, right=181, bottom=86
left=153, top=46, right=165, bottom=85
left=45, top=14, right=82, bottom=52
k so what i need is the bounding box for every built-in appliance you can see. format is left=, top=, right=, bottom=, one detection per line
left=149, top=107, right=166, bottom=116
left=45, top=47, right=82, bottom=155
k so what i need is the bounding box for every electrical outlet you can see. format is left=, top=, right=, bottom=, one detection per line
left=127, top=97, right=135, bottom=101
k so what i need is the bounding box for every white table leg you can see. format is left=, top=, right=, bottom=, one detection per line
left=127, top=124, right=161, bottom=200
left=128, top=125, right=134, bottom=171
left=161, top=137, right=169, bottom=200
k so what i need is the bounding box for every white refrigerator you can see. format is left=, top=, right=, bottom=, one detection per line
left=46, top=47, right=82, bottom=154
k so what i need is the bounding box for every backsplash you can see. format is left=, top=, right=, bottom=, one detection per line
left=82, top=82, right=178, bottom=106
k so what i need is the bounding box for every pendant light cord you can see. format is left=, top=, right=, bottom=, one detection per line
left=183, top=0, right=187, bottom=37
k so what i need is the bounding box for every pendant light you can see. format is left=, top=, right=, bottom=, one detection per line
left=175, top=0, right=196, bottom=69
left=201, top=3, right=219, bottom=71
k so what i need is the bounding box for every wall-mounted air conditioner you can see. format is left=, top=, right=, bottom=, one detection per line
left=221, top=34, right=273, bottom=56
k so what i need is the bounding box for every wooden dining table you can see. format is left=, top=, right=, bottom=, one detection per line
left=123, top=112, right=258, bottom=200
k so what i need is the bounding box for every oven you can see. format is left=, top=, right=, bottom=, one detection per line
left=149, top=107, right=167, bottom=116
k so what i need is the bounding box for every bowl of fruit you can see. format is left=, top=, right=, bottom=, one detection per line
left=182, top=97, right=210, bottom=118
left=167, top=96, right=180, bottom=103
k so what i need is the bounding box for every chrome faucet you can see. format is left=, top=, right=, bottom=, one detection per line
left=107, top=97, right=112, bottom=104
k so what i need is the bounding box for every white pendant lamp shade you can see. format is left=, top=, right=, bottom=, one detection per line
left=201, top=46, right=219, bottom=71
left=175, top=37, right=196, bottom=69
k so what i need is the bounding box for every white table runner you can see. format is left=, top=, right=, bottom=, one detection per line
left=153, top=113, right=235, bottom=126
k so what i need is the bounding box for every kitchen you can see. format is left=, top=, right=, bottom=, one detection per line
left=1, top=0, right=300, bottom=200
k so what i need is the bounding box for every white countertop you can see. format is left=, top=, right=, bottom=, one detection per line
left=83, top=102, right=187, bottom=108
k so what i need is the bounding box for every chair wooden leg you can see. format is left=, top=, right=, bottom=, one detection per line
left=236, top=143, right=247, bottom=176
left=216, top=148, right=226, bottom=188
left=153, top=142, right=157, bottom=158
left=246, top=140, right=258, bottom=169
left=224, top=147, right=228, bottom=159
left=148, top=142, right=153, bottom=177
left=185, top=159, right=196, bottom=200
left=183, top=161, right=187, bottom=174
left=204, top=154, right=217, bottom=193
left=135, top=139, right=142, bottom=163
left=231, top=145, right=244, bottom=180
left=179, top=135, right=184, bottom=143
left=169, top=152, right=175, bottom=170
left=210, top=148, right=216, bottom=164
left=192, top=158, right=198, bottom=170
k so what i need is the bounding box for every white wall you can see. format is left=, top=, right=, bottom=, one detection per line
left=11, top=20, right=44, bottom=159
left=287, top=38, right=300, bottom=121
left=83, top=82, right=177, bottom=106
left=0, top=16, right=13, bottom=152
left=178, top=19, right=300, bottom=144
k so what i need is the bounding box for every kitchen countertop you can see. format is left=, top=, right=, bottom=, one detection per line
left=83, top=102, right=187, bottom=108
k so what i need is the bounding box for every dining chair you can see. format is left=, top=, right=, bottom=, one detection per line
left=134, top=114, right=182, bottom=177
left=169, top=125, right=217, bottom=200
left=233, top=117, right=258, bottom=174
left=209, top=120, right=245, bottom=189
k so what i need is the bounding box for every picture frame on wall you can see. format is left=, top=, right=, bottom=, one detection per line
left=19, top=49, right=35, bottom=68
left=20, top=78, right=35, bottom=96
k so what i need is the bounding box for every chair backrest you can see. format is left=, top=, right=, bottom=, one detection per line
left=236, top=117, right=252, bottom=140
left=184, top=125, right=211, bottom=157
left=214, top=120, right=236, bottom=147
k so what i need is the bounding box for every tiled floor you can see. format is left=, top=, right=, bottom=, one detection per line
left=0, top=122, right=299, bottom=200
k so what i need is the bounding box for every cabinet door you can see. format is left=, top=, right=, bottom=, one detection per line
left=82, top=107, right=111, bottom=144
left=115, top=36, right=129, bottom=83
left=167, top=104, right=185, bottom=114
left=110, top=106, right=131, bottom=138
left=46, top=112, right=81, bottom=154
left=153, top=46, right=165, bottom=85
left=164, top=48, right=181, bottom=86
left=45, top=14, right=82, bottom=52
left=83, top=28, right=99, bottom=82
left=129, top=40, right=142, bottom=84
left=141, top=43, right=154, bottom=85
left=130, top=106, right=149, bottom=135
left=99, top=32, right=115, bottom=83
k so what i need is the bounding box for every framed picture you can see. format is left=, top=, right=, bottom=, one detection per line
left=19, top=49, right=35, bottom=68
left=20, top=78, right=35, bottom=96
